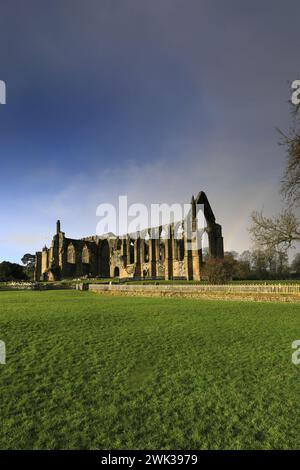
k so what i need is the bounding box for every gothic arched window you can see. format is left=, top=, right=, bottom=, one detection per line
left=82, top=245, right=90, bottom=264
left=67, top=244, right=76, bottom=264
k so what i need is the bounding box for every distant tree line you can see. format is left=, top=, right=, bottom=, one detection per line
left=0, top=262, right=27, bottom=282
left=0, top=253, right=35, bottom=282
left=202, top=249, right=300, bottom=284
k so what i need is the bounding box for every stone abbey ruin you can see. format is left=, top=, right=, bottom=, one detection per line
left=34, top=192, right=224, bottom=281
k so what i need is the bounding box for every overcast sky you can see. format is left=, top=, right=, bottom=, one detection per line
left=0, top=0, right=299, bottom=262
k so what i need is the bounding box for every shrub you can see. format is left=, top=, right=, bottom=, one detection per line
left=203, top=255, right=237, bottom=284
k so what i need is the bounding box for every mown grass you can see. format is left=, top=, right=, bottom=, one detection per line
left=0, top=290, right=300, bottom=449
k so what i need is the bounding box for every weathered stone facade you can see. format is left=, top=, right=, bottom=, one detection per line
left=34, top=192, right=224, bottom=281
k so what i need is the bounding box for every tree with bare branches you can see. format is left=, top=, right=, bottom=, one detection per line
left=250, top=209, right=300, bottom=251
left=280, top=105, right=300, bottom=206
left=250, top=100, right=300, bottom=253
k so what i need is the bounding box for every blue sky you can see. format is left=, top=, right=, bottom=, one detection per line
left=0, top=0, right=299, bottom=262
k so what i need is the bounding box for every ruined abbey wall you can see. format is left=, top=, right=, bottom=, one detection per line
left=34, top=192, right=224, bottom=282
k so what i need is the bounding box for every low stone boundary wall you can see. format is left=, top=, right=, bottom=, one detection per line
left=87, top=283, right=300, bottom=303
left=0, top=282, right=75, bottom=291
left=89, top=283, right=300, bottom=294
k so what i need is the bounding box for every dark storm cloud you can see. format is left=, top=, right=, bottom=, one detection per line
left=0, top=0, right=299, bottom=260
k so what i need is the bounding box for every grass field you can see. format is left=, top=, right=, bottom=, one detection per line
left=1, top=291, right=300, bottom=450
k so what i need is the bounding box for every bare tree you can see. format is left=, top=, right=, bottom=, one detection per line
left=281, top=132, right=300, bottom=206
left=250, top=100, right=300, bottom=253
left=250, top=209, right=300, bottom=251
left=291, top=253, right=300, bottom=274
left=280, top=103, right=300, bottom=206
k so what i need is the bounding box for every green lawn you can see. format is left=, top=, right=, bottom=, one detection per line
left=0, top=291, right=300, bottom=450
